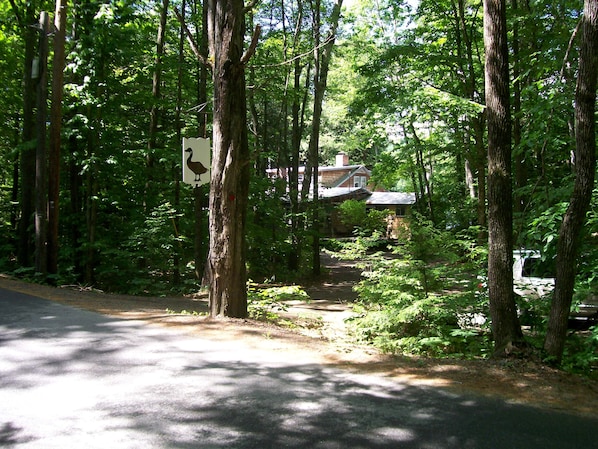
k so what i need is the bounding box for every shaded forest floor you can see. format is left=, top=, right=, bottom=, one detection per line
left=1, top=254, right=597, bottom=418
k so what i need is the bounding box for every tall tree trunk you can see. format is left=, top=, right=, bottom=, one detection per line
left=11, top=119, right=20, bottom=232
left=307, top=0, right=342, bottom=276
left=544, top=0, right=597, bottom=363
left=473, top=115, right=487, bottom=243
left=34, top=11, right=50, bottom=275
left=511, top=0, right=526, bottom=217
left=484, top=0, right=523, bottom=356
left=146, top=0, right=169, bottom=212
left=68, top=136, right=83, bottom=279
left=84, top=44, right=106, bottom=285
left=451, top=0, right=486, bottom=235
left=409, top=122, right=435, bottom=222
left=47, top=0, right=68, bottom=276
left=288, top=24, right=308, bottom=271
left=206, top=0, right=258, bottom=317
left=174, top=0, right=187, bottom=287
left=194, top=0, right=209, bottom=282
left=16, top=2, right=37, bottom=267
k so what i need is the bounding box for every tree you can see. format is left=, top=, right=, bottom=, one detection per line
left=146, top=0, right=170, bottom=212
left=305, top=0, right=343, bottom=276
left=48, top=0, right=68, bottom=276
left=9, top=0, right=38, bottom=268
left=205, top=0, right=260, bottom=317
left=544, top=0, right=597, bottom=363
left=34, top=11, right=50, bottom=275
left=484, top=0, right=523, bottom=356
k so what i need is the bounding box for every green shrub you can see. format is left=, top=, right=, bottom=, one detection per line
left=247, top=285, right=308, bottom=320
left=338, top=199, right=389, bottom=237
left=346, top=227, right=492, bottom=358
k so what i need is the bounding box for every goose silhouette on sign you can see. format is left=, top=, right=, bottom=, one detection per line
left=185, top=147, right=208, bottom=182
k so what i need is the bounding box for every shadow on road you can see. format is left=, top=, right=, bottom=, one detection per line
left=1, top=290, right=597, bottom=449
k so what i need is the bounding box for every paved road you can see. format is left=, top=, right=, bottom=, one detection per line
left=1, top=288, right=596, bottom=449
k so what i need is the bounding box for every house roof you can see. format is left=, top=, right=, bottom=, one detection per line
left=319, top=188, right=416, bottom=206
left=318, top=164, right=367, bottom=172
left=366, top=192, right=417, bottom=206
left=319, top=187, right=371, bottom=201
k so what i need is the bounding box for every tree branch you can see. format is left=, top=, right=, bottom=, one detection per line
left=560, top=18, right=582, bottom=80
left=243, top=0, right=260, bottom=13
left=241, top=25, right=261, bottom=65
left=251, top=34, right=334, bottom=68
left=174, top=8, right=210, bottom=68
left=8, top=0, right=24, bottom=27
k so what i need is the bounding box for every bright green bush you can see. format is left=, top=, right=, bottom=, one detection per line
left=247, top=285, right=308, bottom=320
left=337, top=199, right=389, bottom=237
left=345, top=224, right=492, bottom=358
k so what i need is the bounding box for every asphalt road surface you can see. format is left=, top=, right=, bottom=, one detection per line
left=1, top=288, right=597, bottom=449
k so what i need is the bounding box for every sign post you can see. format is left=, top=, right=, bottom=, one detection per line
left=182, top=137, right=211, bottom=187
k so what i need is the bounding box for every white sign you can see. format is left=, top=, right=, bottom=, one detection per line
left=182, top=137, right=211, bottom=186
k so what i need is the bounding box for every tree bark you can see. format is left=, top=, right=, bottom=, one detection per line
left=206, top=0, right=256, bottom=317
left=35, top=12, right=50, bottom=276
left=193, top=0, right=209, bottom=282
left=288, top=0, right=306, bottom=271
left=409, top=122, right=435, bottom=222
left=146, top=0, right=169, bottom=212
left=47, top=0, right=68, bottom=276
left=544, top=0, right=597, bottom=363
left=307, top=0, right=342, bottom=276
left=15, top=2, right=37, bottom=267
left=174, top=0, right=187, bottom=286
left=511, top=0, right=526, bottom=217
left=484, top=0, right=523, bottom=356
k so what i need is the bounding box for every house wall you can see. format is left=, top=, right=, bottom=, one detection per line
left=366, top=204, right=412, bottom=239
left=320, top=170, right=345, bottom=186
left=323, top=168, right=371, bottom=189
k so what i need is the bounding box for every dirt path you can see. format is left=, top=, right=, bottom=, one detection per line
left=279, top=253, right=362, bottom=344
left=1, top=256, right=598, bottom=418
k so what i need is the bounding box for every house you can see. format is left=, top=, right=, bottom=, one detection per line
left=319, top=152, right=372, bottom=189
left=266, top=152, right=374, bottom=193
left=267, top=152, right=416, bottom=238
left=320, top=187, right=416, bottom=238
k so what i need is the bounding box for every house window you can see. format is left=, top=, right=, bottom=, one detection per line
left=353, top=175, right=367, bottom=188
left=396, top=206, right=406, bottom=217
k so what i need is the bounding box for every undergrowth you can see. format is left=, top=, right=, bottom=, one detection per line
left=327, top=219, right=597, bottom=378
left=247, top=284, right=308, bottom=321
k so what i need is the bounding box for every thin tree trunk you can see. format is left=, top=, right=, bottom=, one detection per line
left=47, top=0, right=68, bottom=276
left=307, top=0, right=342, bottom=276
left=16, top=2, right=37, bottom=267
left=174, top=0, right=187, bottom=287
left=34, top=11, right=50, bottom=276
left=146, top=0, right=169, bottom=211
left=288, top=29, right=306, bottom=270
left=409, top=122, right=435, bottom=222
left=68, top=136, right=83, bottom=279
left=511, top=0, right=528, bottom=221
left=544, top=0, right=597, bottom=363
left=473, top=115, right=487, bottom=242
left=11, top=119, right=20, bottom=232
left=451, top=0, right=486, bottom=235
left=484, top=0, right=523, bottom=357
